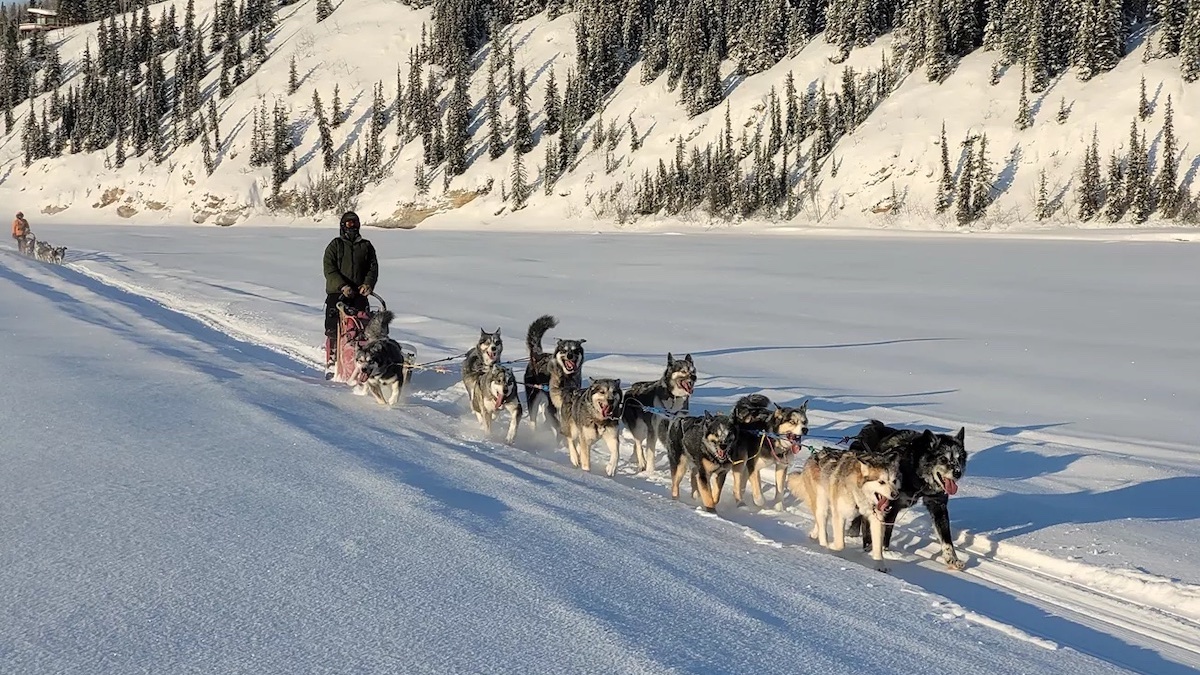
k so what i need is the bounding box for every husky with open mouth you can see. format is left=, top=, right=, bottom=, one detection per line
left=523, top=314, right=585, bottom=435
left=849, top=420, right=969, bottom=570
left=665, top=411, right=738, bottom=513
left=731, top=395, right=809, bottom=511
left=550, top=371, right=622, bottom=476
left=462, top=327, right=503, bottom=406
left=466, top=363, right=523, bottom=444
left=620, top=352, right=696, bottom=474
left=351, top=309, right=414, bottom=407
left=788, top=445, right=901, bottom=572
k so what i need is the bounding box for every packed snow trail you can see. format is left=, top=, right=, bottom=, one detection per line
left=1, top=254, right=1139, bottom=674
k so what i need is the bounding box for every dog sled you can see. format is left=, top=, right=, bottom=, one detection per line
left=328, top=292, right=387, bottom=384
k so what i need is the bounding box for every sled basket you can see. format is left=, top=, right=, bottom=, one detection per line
left=329, top=293, right=387, bottom=384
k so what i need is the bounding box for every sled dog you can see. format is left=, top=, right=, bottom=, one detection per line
left=788, top=445, right=901, bottom=572
left=524, top=314, right=585, bottom=434
left=462, top=327, right=503, bottom=405
left=731, top=395, right=809, bottom=510
left=620, top=352, right=696, bottom=474
left=351, top=309, right=414, bottom=407
left=665, top=411, right=738, bottom=513
left=849, top=420, right=969, bottom=570
left=550, top=369, right=622, bottom=475
left=466, top=363, right=523, bottom=444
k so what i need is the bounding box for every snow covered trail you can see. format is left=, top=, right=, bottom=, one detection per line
left=1, top=252, right=1141, bottom=674
left=11, top=225, right=1200, bottom=672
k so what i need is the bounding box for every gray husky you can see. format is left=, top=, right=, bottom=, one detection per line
left=352, top=310, right=414, bottom=406
left=550, top=369, right=622, bottom=476
left=788, top=445, right=901, bottom=572
left=731, top=395, right=809, bottom=510
left=849, top=420, right=969, bottom=570
left=524, top=314, right=585, bottom=433
left=665, top=412, right=738, bottom=513
left=466, top=363, right=523, bottom=444
left=462, top=327, right=503, bottom=406
left=621, top=353, right=697, bottom=475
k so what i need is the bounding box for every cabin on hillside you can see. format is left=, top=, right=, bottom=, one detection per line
left=18, top=7, right=70, bottom=35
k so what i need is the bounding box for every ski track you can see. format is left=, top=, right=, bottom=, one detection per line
left=3, top=248, right=1195, bottom=674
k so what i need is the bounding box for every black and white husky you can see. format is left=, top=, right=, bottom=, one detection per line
left=621, top=353, right=696, bottom=474
left=523, top=314, right=585, bottom=434
left=351, top=310, right=414, bottom=407
left=731, top=395, right=809, bottom=510
left=665, top=412, right=738, bottom=513
left=466, top=363, right=523, bottom=444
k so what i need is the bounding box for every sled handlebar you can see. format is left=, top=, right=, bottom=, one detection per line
left=370, top=292, right=386, bottom=311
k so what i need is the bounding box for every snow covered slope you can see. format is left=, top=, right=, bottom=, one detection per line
left=4, top=222, right=1198, bottom=673
left=2, top=1, right=1197, bottom=232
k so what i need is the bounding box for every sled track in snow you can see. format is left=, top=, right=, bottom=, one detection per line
left=44, top=257, right=1200, bottom=674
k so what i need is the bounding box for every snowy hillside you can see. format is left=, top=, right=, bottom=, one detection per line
left=4, top=222, right=1199, bottom=673
left=2, top=0, right=1199, bottom=231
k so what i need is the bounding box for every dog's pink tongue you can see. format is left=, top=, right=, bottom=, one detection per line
left=943, top=477, right=959, bottom=495
left=682, top=380, right=694, bottom=394
left=877, top=495, right=890, bottom=512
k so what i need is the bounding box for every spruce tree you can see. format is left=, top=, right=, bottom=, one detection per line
left=1036, top=169, right=1050, bottom=219
left=313, top=89, right=335, bottom=170
left=1130, top=128, right=1153, bottom=223
left=1181, top=0, right=1200, bottom=82
left=1056, top=97, right=1069, bottom=124
left=486, top=69, right=505, bottom=160
left=937, top=121, right=952, bottom=213
left=973, top=133, right=993, bottom=213
left=1104, top=150, right=1126, bottom=221
left=209, top=99, right=221, bottom=149
left=543, top=65, right=560, bottom=135
left=1015, top=65, right=1031, bottom=130
left=1078, top=127, right=1103, bottom=220
left=201, top=118, right=215, bottom=175
left=512, top=67, right=533, bottom=155
left=316, top=0, right=333, bottom=22
left=628, top=116, right=640, bottom=152
left=288, top=55, right=299, bottom=95
left=445, top=73, right=470, bottom=176
left=510, top=149, right=529, bottom=209
left=331, top=84, right=342, bottom=128
left=956, top=140, right=975, bottom=225
left=1156, top=95, right=1180, bottom=217
left=784, top=70, right=799, bottom=138
left=1026, top=1, right=1049, bottom=93
left=1137, top=76, right=1151, bottom=120
left=926, top=5, right=951, bottom=82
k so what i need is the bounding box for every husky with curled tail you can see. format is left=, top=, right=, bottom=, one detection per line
left=352, top=309, right=414, bottom=406
left=523, top=314, right=585, bottom=434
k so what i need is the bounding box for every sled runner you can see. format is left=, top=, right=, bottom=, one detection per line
left=328, top=292, right=386, bottom=383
